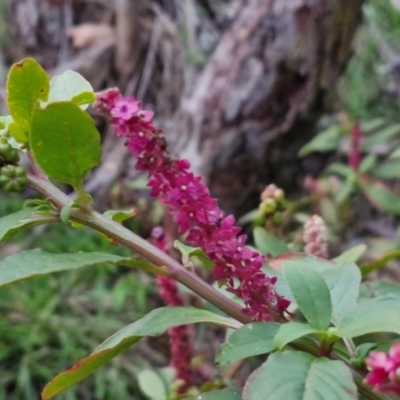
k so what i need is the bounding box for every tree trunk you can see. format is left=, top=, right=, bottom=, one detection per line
left=166, top=0, right=364, bottom=212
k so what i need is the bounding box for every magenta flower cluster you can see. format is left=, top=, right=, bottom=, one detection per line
left=365, top=343, right=400, bottom=394
left=151, top=227, right=193, bottom=393
left=94, top=89, right=290, bottom=321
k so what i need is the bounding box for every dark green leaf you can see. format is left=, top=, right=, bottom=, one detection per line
left=216, top=322, right=280, bottom=365
left=253, top=227, right=289, bottom=257
left=243, top=350, right=357, bottom=400
left=42, top=307, right=240, bottom=399
left=338, top=297, right=400, bottom=337
left=30, top=102, right=101, bottom=187
left=273, top=322, right=317, bottom=350
left=0, top=249, right=130, bottom=287
left=284, top=263, right=332, bottom=331
left=6, top=58, right=49, bottom=142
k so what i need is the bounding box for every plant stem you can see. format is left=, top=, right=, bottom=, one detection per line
left=27, top=174, right=252, bottom=325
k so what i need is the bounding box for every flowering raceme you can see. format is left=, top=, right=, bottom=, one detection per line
left=365, top=343, right=400, bottom=394
left=94, top=89, right=290, bottom=321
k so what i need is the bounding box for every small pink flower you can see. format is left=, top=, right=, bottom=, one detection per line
left=303, top=215, right=328, bottom=258
left=110, top=98, right=140, bottom=120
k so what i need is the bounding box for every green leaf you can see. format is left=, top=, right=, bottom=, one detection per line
left=359, top=281, right=400, bottom=300
left=42, top=307, right=240, bottom=399
left=363, top=123, right=400, bottom=150
left=216, top=322, right=280, bottom=365
left=283, top=263, right=332, bottom=331
left=243, top=350, right=357, bottom=400
left=174, top=240, right=215, bottom=270
left=326, top=163, right=354, bottom=178
left=299, top=125, right=341, bottom=156
left=273, top=322, right=317, bottom=350
left=358, top=154, right=377, bottom=174
left=358, top=175, right=400, bottom=215
left=338, top=297, right=400, bottom=338
left=253, top=227, right=290, bottom=257
left=189, top=389, right=241, bottom=400
left=333, top=244, right=367, bottom=263
left=60, top=205, right=73, bottom=225
left=0, top=207, right=56, bottom=243
left=71, top=92, right=96, bottom=108
left=47, top=70, right=94, bottom=110
left=360, top=118, right=386, bottom=133
left=104, top=209, right=136, bottom=224
left=360, top=250, right=400, bottom=278
left=321, top=263, right=361, bottom=323
left=30, top=102, right=101, bottom=187
left=0, top=249, right=130, bottom=287
left=6, top=58, right=49, bottom=142
left=137, top=370, right=167, bottom=400
left=389, top=146, right=400, bottom=159
left=372, top=160, right=400, bottom=180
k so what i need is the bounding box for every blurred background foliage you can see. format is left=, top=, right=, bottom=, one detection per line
left=2, top=0, right=400, bottom=399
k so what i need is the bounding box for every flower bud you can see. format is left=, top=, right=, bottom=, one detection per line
left=0, top=165, right=28, bottom=192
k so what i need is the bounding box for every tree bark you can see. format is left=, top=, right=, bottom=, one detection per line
left=166, top=0, right=364, bottom=212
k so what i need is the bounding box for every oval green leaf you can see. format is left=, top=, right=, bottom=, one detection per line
left=137, top=370, right=167, bottom=400
left=6, top=58, right=50, bottom=142
left=338, top=297, right=400, bottom=338
left=284, top=263, right=332, bottom=331
left=253, top=227, right=290, bottom=257
left=243, top=350, right=357, bottom=400
left=216, top=322, right=280, bottom=365
left=47, top=70, right=94, bottom=109
left=30, top=102, right=101, bottom=186
left=273, top=322, right=317, bottom=351
left=42, top=307, right=240, bottom=399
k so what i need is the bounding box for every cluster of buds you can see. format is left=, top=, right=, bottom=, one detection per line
left=259, top=184, right=286, bottom=226
left=365, top=343, right=400, bottom=394
left=303, top=215, right=328, bottom=258
left=0, top=127, right=27, bottom=193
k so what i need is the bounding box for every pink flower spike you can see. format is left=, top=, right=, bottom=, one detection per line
left=94, top=89, right=290, bottom=322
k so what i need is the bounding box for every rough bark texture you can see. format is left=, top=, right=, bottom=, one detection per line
left=1, top=0, right=364, bottom=213
left=166, top=0, right=364, bottom=212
